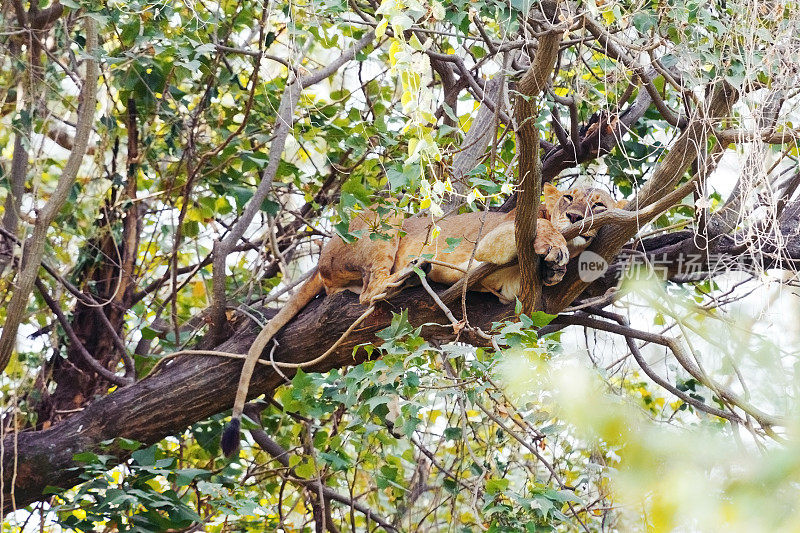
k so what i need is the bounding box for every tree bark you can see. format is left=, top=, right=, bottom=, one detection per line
left=514, top=25, right=563, bottom=313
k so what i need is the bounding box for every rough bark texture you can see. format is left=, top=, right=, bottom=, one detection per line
left=586, top=200, right=800, bottom=295
left=514, top=26, right=564, bottom=313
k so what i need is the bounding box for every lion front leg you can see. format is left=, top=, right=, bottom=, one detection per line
left=474, top=223, right=518, bottom=265
left=474, top=219, right=569, bottom=285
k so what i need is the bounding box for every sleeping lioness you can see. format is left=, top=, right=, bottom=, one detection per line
left=320, top=182, right=620, bottom=303
left=220, top=182, right=621, bottom=455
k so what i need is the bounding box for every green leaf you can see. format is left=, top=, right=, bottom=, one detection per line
left=115, top=437, right=142, bottom=451
left=294, top=459, right=316, bottom=479
left=485, top=478, right=510, bottom=495
left=42, top=485, right=65, bottom=495
left=444, top=426, right=463, bottom=440
left=444, top=237, right=462, bottom=254
left=72, top=451, right=100, bottom=464
left=182, top=221, right=199, bottom=238
left=140, top=327, right=159, bottom=340
left=174, top=468, right=211, bottom=487
left=131, top=446, right=157, bottom=466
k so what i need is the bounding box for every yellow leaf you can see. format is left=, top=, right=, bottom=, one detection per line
left=376, top=18, right=388, bottom=39
left=192, top=282, right=206, bottom=299
left=186, top=207, right=203, bottom=222
left=407, top=137, right=419, bottom=158
left=389, top=39, right=402, bottom=66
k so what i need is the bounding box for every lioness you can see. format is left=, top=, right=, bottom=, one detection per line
left=221, top=182, right=620, bottom=455
left=320, top=182, right=618, bottom=303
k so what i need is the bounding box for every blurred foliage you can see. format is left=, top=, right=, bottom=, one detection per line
left=2, top=0, right=800, bottom=530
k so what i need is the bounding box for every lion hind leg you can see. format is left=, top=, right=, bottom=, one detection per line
left=359, top=267, right=395, bottom=303
left=358, top=234, right=403, bottom=304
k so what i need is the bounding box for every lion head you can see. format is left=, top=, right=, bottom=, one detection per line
left=542, top=182, right=624, bottom=255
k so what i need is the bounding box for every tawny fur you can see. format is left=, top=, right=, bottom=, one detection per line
left=221, top=183, right=619, bottom=456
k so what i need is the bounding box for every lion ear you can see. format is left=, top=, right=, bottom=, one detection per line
left=543, top=182, right=559, bottom=196
left=542, top=182, right=561, bottom=208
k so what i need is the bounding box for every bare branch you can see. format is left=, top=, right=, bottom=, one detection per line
left=581, top=14, right=686, bottom=127
left=34, top=280, right=132, bottom=387
left=557, top=311, right=742, bottom=423
left=0, top=16, right=99, bottom=373
left=444, top=75, right=506, bottom=210
left=209, top=31, right=375, bottom=339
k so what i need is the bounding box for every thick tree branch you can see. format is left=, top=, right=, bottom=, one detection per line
left=1, top=287, right=512, bottom=512
left=8, top=189, right=800, bottom=509
left=585, top=197, right=800, bottom=296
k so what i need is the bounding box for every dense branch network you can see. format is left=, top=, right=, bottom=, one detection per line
left=1, top=0, right=800, bottom=522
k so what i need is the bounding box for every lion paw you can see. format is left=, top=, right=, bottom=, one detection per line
left=534, top=223, right=569, bottom=286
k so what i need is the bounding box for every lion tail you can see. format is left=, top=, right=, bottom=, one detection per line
left=221, top=270, right=324, bottom=456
